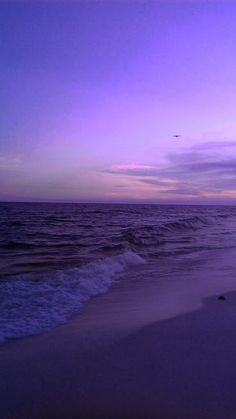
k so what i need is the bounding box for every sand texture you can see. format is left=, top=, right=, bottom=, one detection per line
left=1, top=291, right=236, bottom=419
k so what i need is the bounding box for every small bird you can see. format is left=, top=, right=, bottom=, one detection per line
left=173, top=134, right=181, bottom=138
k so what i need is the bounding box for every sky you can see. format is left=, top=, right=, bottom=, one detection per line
left=1, top=0, right=236, bottom=204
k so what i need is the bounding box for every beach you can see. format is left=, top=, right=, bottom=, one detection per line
left=1, top=288, right=236, bottom=419
left=1, top=203, right=236, bottom=418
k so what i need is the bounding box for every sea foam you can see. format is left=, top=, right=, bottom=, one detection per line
left=0, top=251, right=145, bottom=344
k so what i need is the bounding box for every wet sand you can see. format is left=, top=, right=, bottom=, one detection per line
left=1, top=290, right=236, bottom=419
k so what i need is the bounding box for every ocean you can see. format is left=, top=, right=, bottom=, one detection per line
left=1, top=202, right=236, bottom=345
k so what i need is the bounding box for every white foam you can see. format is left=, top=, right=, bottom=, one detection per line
left=0, top=251, right=145, bottom=344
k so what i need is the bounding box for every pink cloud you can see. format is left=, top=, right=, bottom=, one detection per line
left=111, top=163, right=154, bottom=170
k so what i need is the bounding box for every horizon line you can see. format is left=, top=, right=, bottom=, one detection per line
left=1, top=199, right=236, bottom=207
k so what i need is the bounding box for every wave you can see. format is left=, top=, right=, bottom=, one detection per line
left=99, top=243, right=125, bottom=252
left=120, top=216, right=209, bottom=248
left=122, top=228, right=162, bottom=247
left=0, top=251, right=145, bottom=344
left=0, top=240, right=89, bottom=250
left=161, top=215, right=209, bottom=232
left=0, top=240, right=35, bottom=249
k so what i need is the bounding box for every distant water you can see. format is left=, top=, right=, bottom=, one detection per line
left=1, top=202, right=236, bottom=344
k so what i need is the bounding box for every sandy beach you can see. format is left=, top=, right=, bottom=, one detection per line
left=1, top=288, right=236, bottom=419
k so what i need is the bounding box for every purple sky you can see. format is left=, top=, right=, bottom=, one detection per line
left=1, top=1, right=236, bottom=203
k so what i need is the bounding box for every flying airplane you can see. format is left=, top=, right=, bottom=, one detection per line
left=173, top=134, right=181, bottom=138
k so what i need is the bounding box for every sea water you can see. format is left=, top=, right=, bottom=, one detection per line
left=1, top=202, right=236, bottom=344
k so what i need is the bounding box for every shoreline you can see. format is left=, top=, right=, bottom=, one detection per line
left=1, top=290, right=236, bottom=418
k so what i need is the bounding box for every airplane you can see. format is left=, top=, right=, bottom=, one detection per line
left=173, top=134, right=181, bottom=138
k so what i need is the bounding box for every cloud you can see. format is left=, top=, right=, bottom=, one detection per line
left=140, top=178, right=172, bottom=187
left=0, top=153, right=21, bottom=169
left=105, top=165, right=162, bottom=177
left=104, top=141, right=236, bottom=199
left=110, top=162, right=155, bottom=171
left=192, top=141, right=236, bottom=151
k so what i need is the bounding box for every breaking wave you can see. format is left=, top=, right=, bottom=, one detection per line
left=0, top=251, right=145, bottom=344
